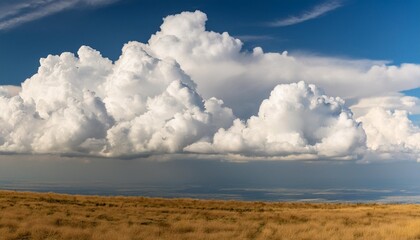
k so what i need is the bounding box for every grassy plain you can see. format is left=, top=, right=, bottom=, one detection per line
left=1, top=190, right=420, bottom=240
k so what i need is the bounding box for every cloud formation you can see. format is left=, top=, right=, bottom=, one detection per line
left=0, top=10, right=419, bottom=162
left=351, top=93, right=420, bottom=118
left=185, top=81, right=366, bottom=161
left=0, top=43, right=234, bottom=157
left=147, top=11, right=420, bottom=119
left=358, top=108, right=420, bottom=162
left=269, top=0, right=343, bottom=27
left=0, top=0, right=119, bottom=30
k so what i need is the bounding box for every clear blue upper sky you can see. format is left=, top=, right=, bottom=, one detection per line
left=0, top=0, right=419, bottom=90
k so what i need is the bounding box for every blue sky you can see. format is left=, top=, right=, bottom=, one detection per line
left=0, top=0, right=419, bottom=201
left=1, top=0, right=419, bottom=87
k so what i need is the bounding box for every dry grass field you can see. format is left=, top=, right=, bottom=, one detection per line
left=1, top=190, right=420, bottom=240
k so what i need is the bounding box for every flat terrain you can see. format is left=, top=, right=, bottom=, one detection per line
left=1, top=191, right=420, bottom=240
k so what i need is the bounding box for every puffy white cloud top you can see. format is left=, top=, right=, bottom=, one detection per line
left=358, top=108, right=420, bottom=162
left=0, top=43, right=234, bottom=157
left=185, top=81, right=366, bottom=160
left=0, top=10, right=419, bottom=161
left=148, top=11, right=420, bottom=119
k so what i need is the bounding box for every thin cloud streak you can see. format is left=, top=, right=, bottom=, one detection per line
left=0, top=0, right=55, bottom=21
left=0, top=0, right=119, bottom=30
left=233, top=35, right=275, bottom=42
left=270, top=0, right=343, bottom=27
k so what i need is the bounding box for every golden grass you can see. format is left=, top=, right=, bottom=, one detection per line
left=1, top=190, right=420, bottom=240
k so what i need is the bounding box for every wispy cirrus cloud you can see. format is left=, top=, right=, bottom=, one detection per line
left=0, top=0, right=119, bottom=31
left=269, top=0, right=344, bottom=27
left=233, top=35, right=275, bottom=42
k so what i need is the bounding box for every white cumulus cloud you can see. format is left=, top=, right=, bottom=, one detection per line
left=351, top=93, right=420, bottom=118
left=0, top=85, right=21, bottom=97
left=358, top=108, right=420, bottom=162
left=0, top=43, right=234, bottom=157
left=147, top=11, right=420, bottom=119
left=186, top=81, right=366, bottom=161
left=0, top=10, right=419, bottom=162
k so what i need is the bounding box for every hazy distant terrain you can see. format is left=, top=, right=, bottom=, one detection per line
left=2, top=158, right=420, bottom=203
left=1, top=191, right=420, bottom=240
